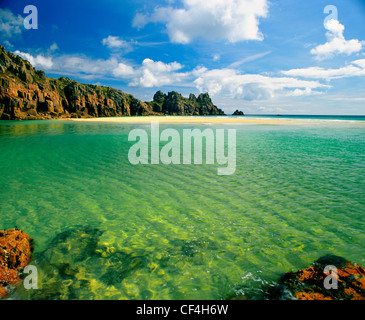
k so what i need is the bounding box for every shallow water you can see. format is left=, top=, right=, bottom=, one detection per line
left=0, top=118, right=364, bottom=300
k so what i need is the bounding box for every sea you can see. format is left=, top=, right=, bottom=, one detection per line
left=0, top=115, right=364, bottom=299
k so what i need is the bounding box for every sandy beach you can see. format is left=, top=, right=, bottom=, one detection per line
left=64, top=116, right=311, bottom=125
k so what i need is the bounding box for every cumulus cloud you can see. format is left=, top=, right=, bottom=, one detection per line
left=14, top=50, right=53, bottom=69
left=133, top=0, right=269, bottom=44
left=14, top=49, right=194, bottom=88
left=13, top=47, right=336, bottom=101
left=194, top=68, right=329, bottom=100
left=0, top=8, right=24, bottom=38
left=102, top=35, right=133, bottom=50
left=59, top=56, right=118, bottom=76
left=108, top=58, right=204, bottom=87
left=14, top=50, right=121, bottom=78
left=311, top=19, right=363, bottom=60
left=129, top=58, right=187, bottom=87
left=112, top=62, right=135, bottom=78
left=286, top=88, right=323, bottom=97
left=282, top=59, right=365, bottom=80
left=112, top=58, right=206, bottom=88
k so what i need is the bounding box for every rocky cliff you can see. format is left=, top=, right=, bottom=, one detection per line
left=0, top=45, right=224, bottom=120
left=150, top=90, right=224, bottom=116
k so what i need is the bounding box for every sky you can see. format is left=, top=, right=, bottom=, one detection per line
left=1, top=0, right=365, bottom=115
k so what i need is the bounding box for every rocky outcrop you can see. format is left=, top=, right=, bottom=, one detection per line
left=232, top=110, right=244, bottom=116
left=0, top=45, right=225, bottom=120
left=150, top=90, right=225, bottom=116
left=269, top=255, right=365, bottom=300
left=0, top=228, right=33, bottom=298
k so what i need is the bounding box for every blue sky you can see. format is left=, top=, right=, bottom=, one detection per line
left=1, top=0, right=365, bottom=114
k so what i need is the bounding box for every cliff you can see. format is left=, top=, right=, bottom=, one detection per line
left=0, top=45, right=224, bottom=120
left=150, top=90, right=224, bottom=116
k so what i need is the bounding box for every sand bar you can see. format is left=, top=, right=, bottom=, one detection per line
left=63, top=116, right=312, bottom=125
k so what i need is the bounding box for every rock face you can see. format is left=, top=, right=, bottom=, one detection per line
left=0, top=45, right=225, bottom=120
left=150, top=90, right=224, bottom=116
left=0, top=228, right=33, bottom=298
left=232, top=110, right=244, bottom=116
left=270, top=255, right=365, bottom=300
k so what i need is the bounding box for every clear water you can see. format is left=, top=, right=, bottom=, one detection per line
left=241, top=115, right=365, bottom=121
left=0, top=117, right=364, bottom=300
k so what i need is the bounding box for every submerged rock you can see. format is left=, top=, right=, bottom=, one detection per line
left=99, top=251, right=147, bottom=286
left=269, top=255, right=365, bottom=300
left=0, top=228, right=33, bottom=298
left=173, top=238, right=219, bottom=258
left=29, top=226, right=149, bottom=299
left=29, top=226, right=102, bottom=299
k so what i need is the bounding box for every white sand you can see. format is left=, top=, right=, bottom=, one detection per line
left=63, top=116, right=309, bottom=125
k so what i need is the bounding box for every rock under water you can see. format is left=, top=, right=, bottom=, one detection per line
left=27, top=226, right=151, bottom=300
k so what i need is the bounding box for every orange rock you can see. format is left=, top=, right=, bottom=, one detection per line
left=298, top=267, right=317, bottom=282
left=295, top=291, right=332, bottom=300
left=355, top=278, right=365, bottom=290
left=344, top=287, right=365, bottom=300
left=0, top=228, right=33, bottom=299
left=272, top=256, right=365, bottom=300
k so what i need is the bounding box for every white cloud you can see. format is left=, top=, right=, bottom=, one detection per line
left=258, top=106, right=286, bottom=113
left=102, top=35, right=132, bottom=50
left=58, top=55, right=120, bottom=78
left=129, top=58, right=186, bottom=87
left=112, top=62, right=135, bottom=78
left=14, top=50, right=53, bottom=69
left=0, top=8, right=24, bottom=38
left=12, top=46, right=338, bottom=102
left=212, top=54, right=220, bottom=61
left=14, top=51, right=120, bottom=78
left=3, top=40, right=14, bottom=48
left=133, top=0, right=269, bottom=44
left=49, top=43, right=59, bottom=52
left=311, top=19, right=363, bottom=60
left=229, top=50, right=271, bottom=68
left=282, top=59, right=365, bottom=80
left=13, top=47, right=190, bottom=86
left=194, top=68, right=329, bottom=100
left=286, top=88, right=323, bottom=97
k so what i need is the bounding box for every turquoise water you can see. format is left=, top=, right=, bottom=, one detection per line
left=0, top=117, right=364, bottom=299
left=241, top=115, right=365, bottom=121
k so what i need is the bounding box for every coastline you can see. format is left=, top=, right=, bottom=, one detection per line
left=62, top=115, right=365, bottom=125
left=63, top=116, right=313, bottom=125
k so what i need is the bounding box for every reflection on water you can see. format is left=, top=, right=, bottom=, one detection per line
left=0, top=120, right=132, bottom=137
